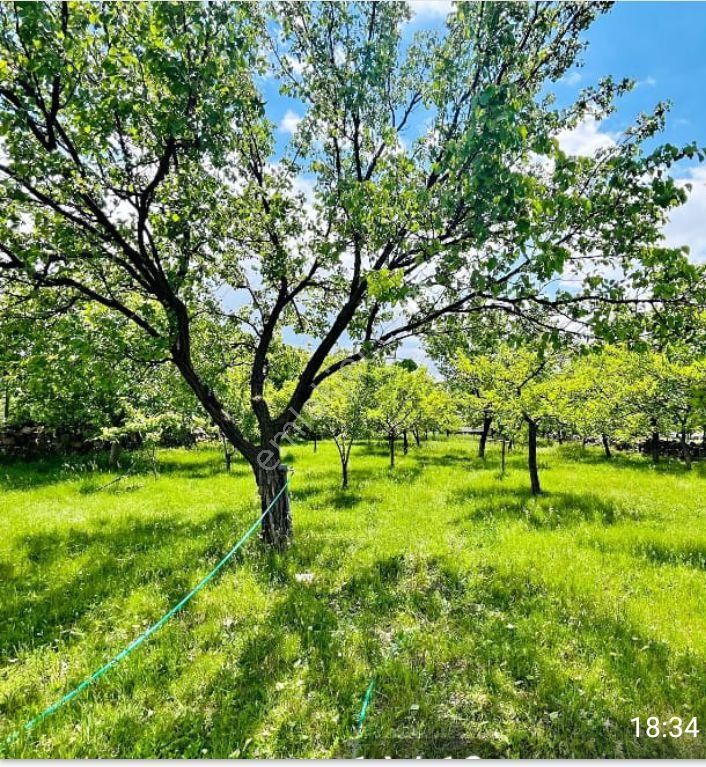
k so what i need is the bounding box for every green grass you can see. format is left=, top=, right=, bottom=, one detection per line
left=1, top=437, right=706, bottom=757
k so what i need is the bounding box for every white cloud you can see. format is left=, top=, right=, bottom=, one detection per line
left=292, top=174, right=315, bottom=208
left=285, top=55, right=305, bottom=75
left=559, top=71, right=582, bottom=86
left=664, top=165, right=706, bottom=264
left=637, top=75, right=657, bottom=87
left=556, top=116, right=617, bottom=157
left=409, top=0, right=454, bottom=18
left=279, top=109, right=302, bottom=135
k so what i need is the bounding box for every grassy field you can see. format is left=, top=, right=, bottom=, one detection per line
left=1, top=437, right=706, bottom=757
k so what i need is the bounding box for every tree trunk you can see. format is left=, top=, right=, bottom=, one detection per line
left=527, top=418, right=541, bottom=495
left=681, top=422, right=691, bottom=468
left=258, top=463, right=292, bottom=549
left=501, top=438, right=506, bottom=475
left=601, top=433, right=612, bottom=459
left=313, top=435, right=317, bottom=452
left=221, top=431, right=232, bottom=472
left=478, top=413, right=492, bottom=459
left=412, top=427, right=420, bottom=447
left=389, top=435, right=395, bottom=469
left=109, top=441, right=122, bottom=468
left=3, top=386, right=9, bottom=424
left=341, top=458, right=349, bottom=489
left=403, top=429, right=409, bottom=455
left=651, top=430, right=660, bottom=463
left=424, top=429, right=428, bottom=441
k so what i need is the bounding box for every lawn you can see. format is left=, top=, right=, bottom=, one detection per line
left=1, top=437, right=706, bottom=757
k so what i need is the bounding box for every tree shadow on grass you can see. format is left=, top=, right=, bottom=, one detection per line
left=348, top=562, right=706, bottom=758
left=0, top=508, right=254, bottom=663
left=634, top=541, right=706, bottom=571
left=556, top=445, right=706, bottom=478
left=449, top=485, right=635, bottom=529
left=4, top=537, right=706, bottom=757
left=0, top=449, right=242, bottom=492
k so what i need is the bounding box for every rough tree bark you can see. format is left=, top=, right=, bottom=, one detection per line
left=478, top=412, right=492, bottom=459
left=527, top=417, right=541, bottom=495
left=258, top=462, right=291, bottom=549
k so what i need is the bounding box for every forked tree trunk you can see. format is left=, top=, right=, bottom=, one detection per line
left=258, top=463, right=292, bottom=549
left=601, top=433, right=612, bottom=459
left=389, top=435, right=395, bottom=468
left=403, top=429, right=409, bottom=455
left=335, top=438, right=350, bottom=489
left=412, top=427, right=420, bottom=447
left=478, top=413, right=492, bottom=459
left=527, top=418, right=541, bottom=495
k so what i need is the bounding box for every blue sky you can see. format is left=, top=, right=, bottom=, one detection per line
left=261, top=2, right=706, bottom=363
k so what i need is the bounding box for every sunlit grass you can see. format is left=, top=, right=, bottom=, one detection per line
left=1, top=437, right=706, bottom=757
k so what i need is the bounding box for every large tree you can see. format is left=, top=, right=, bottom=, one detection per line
left=0, top=2, right=701, bottom=546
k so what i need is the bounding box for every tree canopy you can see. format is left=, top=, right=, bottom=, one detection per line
left=1, top=1, right=703, bottom=544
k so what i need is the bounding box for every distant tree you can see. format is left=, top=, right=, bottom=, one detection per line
left=457, top=345, right=560, bottom=494
left=551, top=346, right=640, bottom=458
left=367, top=364, right=424, bottom=469
left=305, top=362, right=371, bottom=488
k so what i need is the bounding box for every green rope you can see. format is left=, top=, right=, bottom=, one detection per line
left=3, top=477, right=291, bottom=748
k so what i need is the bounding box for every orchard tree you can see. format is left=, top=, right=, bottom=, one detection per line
left=458, top=345, right=560, bottom=494
left=366, top=363, right=423, bottom=468
left=1, top=2, right=702, bottom=546
left=304, top=360, right=371, bottom=488
left=633, top=351, right=706, bottom=465
left=551, top=346, right=642, bottom=457
left=411, top=375, right=460, bottom=446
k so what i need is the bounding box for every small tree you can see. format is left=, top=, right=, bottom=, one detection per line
left=305, top=362, right=371, bottom=489
left=458, top=346, right=559, bottom=494
left=367, top=364, right=423, bottom=469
